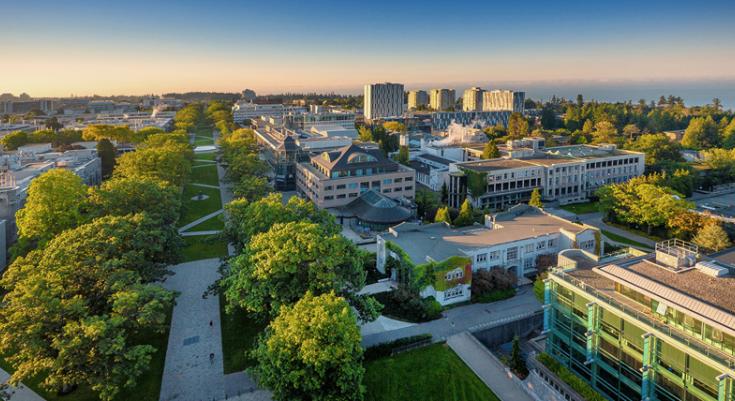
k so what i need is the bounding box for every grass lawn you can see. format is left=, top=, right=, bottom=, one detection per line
left=219, top=293, right=267, bottom=374
left=181, top=235, right=228, bottom=262
left=193, top=136, right=215, bottom=146
left=0, top=306, right=172, bottom=401
left=194, top=151, right=217, bottom=162
left=190, top=164, right=220, bottom=186
left=559, top=201, right=599, bottom=215
left=364, top=343, right=500, bottom=401
left=601, top=229, right=653, bottom=250
left=472, top=288, right=516, bottom=304
left=180, top=185, right=222, bottom=227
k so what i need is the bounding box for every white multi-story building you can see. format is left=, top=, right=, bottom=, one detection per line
left=231, top=102, right=305, bottom=124
left=363, top=82, right=404, bottom=120
left=407, top=90, right=429, bottom=110
left=447, top=142, right=645, bottom=209
left=430, top=88, right=456, bottom=111
left=376, top=204, right=601, bottom=305
left=483, top=90, right=525, bottom=113
left=463, top=87, right=484, bottom=111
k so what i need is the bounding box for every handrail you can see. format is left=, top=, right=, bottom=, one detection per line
left=550, top=269, right=735, bottom=370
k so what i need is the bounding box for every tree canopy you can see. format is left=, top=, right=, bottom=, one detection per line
left=88, top=176, right=181, bottom=227
left=252, top=292, right=364, bottom=401
left=113, top=143, right=192, bottom=187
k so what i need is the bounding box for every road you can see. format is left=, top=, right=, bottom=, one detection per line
left=361, top=288, right=541, bottom=347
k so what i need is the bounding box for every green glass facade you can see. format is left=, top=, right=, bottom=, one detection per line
left=545, top=271, right=735, bottom=401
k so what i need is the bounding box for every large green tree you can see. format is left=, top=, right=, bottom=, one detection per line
left=96, top=138, right=117, bottom=178
left=252, top=292, right=364, bottom=401
left=113, top=143, right=192, bottom=187
left=507, top=113, right=529, bottom=139
left=88, top=176, right=181, bottom=226
left=224, top=193, right=338, bottom=251
left=481, top=141, right=500, bottom=159
left=0, top=215, right=174, bottom=401
left=222, top=221, right=371, bottom=319
left=627, top=133, right=683, bottom=169
left=693, top=221, right=732, bottom=252
left=682, top=116, right=720, bottom=149
left=15, top=169, right=88, bottom=244
left=454, top=199, right=474, bottom=226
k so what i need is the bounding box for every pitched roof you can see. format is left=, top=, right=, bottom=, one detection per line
left=339, top=190, right=412, bottom=224
left=311, top=144, right=396, bottom=172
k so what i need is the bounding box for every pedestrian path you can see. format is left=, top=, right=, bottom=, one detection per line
left=0, top=369, right=46, bottom=401
left=159, top=259, right=225, bottom=401
left=178, top=209, right=224, bottom=233
left=448, top=332, right=534, bottom=401
left=190, top=182, right=220, bottom=189
left=180, top=230, right=222, bottom=237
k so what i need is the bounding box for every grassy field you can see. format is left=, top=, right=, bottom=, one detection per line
left=186, top=214, right=225, bottom=231
left=0, top=306, right=173, bottom=401
left=601, top=229, right=653, bottom=250
left=181, top=235, right=228, bottom=262
left=194, top=151, right=217, bottom=162
left=190, top=164, right=220, bottom=186
left=559, top=201, right=599, bottom=214
left=364, top=343, right=500, bottom=401
left=219, top=293, right=267, bottom=374
left=180, top=185, right=222, bottom=227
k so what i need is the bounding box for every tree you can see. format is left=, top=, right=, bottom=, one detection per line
left=88, top=177, right=181, bottom=226
left=383, top=121, right=406, bottom=133
left=682, top=116, right=720, bottom=149
left=222, top=221, right=367, bottom=318
left=622, top=123, right=640, bottom=140
left=507, top=113, right=529, bottom=139
left=252, top=292, right=364, bottom=401
left=434, top=206, right=452, bottom=225
left=722, top=119, right=735, bottom=149
left=582, top=119, right=594, bottom=135
left=667, top=211, right=708, bottom=241
left=509, top=336, right=528, bottom=377
left=529, top=188, right=543, bottom=208
left=481, top=141, right=500, bottom=159
left=693, top=221, right=732, bottom=252
left=15, top=169, right=87, bottom=244
left=591, top=121, right=618, bottom=144
left=397, top=145, right=409, bottom=165
left=232, top=175, right=272, bottom=201
left=113, top=144, right=192, bottom=187
left=96, top=138, right=116, bottom=178
left=440, top=182, right=449, bottom=204
left=44, top=117, right=63, bottom=131
left=0, top=130, right=29, bottom=150
left=82, top=124, right=133, bottom=143
left=0, top=215, right=174, bottom=400
left=415, top=188, right=439, bottom=221
left=627, top=133, right=683, bottom=169
left=357, top=126, right=373, bottom=142
left=454, top=199, right=474, bottom=226
left=224, top=193, right=338, bottom=251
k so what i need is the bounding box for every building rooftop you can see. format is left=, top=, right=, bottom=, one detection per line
left=457, top=158, right=533, bottom=172
left=385, top=205, right=588, bottom=265
left=338, top=190, right=412, bottom=224
left=312, top=144, right=397, bottom=173
left=417, top=153, right=453, bottom=166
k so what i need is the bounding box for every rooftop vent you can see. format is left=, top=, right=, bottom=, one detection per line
left=694, top=261, right=730, bottom=278
left=655, top=239, right=699, bottom=270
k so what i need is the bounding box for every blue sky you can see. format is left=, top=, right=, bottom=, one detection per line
left=2, top=0, right=734, bottom=96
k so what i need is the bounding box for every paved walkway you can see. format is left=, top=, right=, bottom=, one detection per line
left=190, top=182, right=221, bottom=189
left=361, top=288, right=542, bottom=347
left=448, top=332, right=534, bottom=401
left=579, top=213, right=656, bottom=248
left=0, top=369, right=45, bottom=401
left=178, top=209, right=224, bottom=233
left=180, top=230, right=222, bottom=237
left=159, top=259, right=225, bottom=401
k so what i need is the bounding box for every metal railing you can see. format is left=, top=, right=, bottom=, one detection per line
left=550, top=270, right=735, bottom=370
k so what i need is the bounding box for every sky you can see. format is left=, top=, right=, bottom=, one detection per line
left=2, top=0, right=735, bottom=98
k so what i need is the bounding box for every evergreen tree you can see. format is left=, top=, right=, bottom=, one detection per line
left=454, top=199, right=474, bottom=227
left=397, top=145, right=409, bottom=165
left=434, top=206, right=452, bottom=225
left=509, top=336, right=528, bottom=377
left=481, top=141, right=500, bottom=159
left=440, top=182, right=449, bottom=204
left=529, top=188, right=543, bottom=208
left=693, top=222, right=732, bottom=252
left=97, top=138, right=116, bottom=179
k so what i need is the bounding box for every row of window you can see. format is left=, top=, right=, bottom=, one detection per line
left=586, top=157, right=640, bottom=169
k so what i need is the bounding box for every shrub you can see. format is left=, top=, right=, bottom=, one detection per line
left=471, top=268, right=517, bottom=302
left=374, top=288, right=443, bottom=323
left=363, top=334, right=433, bottom=361
left=537, top=353, right=606, bottom=401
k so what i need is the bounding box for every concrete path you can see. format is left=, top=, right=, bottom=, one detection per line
left=0, top=369, right=45, bottom=401
left=448, top=332, right=534, bottom=401
left=190, top=182, right=221, bottom=189
left=178, top=209, right=224, bottom=233
left=360, top=316, right=415, bottom=337
left=579, top=213, right=656, bottom=248
left=357, top=280, right=395, bottom=295
left=159, top=259, right=225, bottom=401
left=180, top=230, right=222, bottom=237
left=192, top=163, right=217, bottom=169
left=361, top=288, right=541, bottom=347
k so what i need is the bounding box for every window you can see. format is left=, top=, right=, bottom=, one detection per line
left=336, top=184, right=346, bottom=190
left=525, top=244, right=534, bottom=253
left=348, top=182, right=358, bottom=189
left=349, top=193, right=358, bottom=198
left=476, top=253, right=487, bottom=263
left=383, top=188, right=392, bottom=193
left=405, top=177, right=413, bottom=182
left=404, top=186, right=413, bottom=191
left=507, top=247, right=518, bottom=260
left=395, top=177, right=403, bottom=183
left=580, top=239, right=595, bottom=251
left=324, top=195, right=334, bottom=200
left=524, top=258, right=535, bottom=269
left=445, top=270, right=463, bottom=280
left=537, top=241, right=546, bottom=250
left=444, top=286, right=464, bottom=300
left=336, top=194, right=346, bottom=199
left=325, top=185, right=333, bottom=191
left=372, top=180, right=380, bottom=187
left=383, top=178, right=392, bottom=185
left=489, top=251, right=499, bottom=260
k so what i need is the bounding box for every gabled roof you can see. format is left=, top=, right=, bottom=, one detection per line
left=340, top=189, right=412, bottom=224
left=312, top=143, right=396, bottom=172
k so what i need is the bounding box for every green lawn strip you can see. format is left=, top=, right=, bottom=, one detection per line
left=0, top=306, right=173, bottom=401
left=180, top=185, right=222, bottom=227
left=186, top=214, right=225, bottom=231
left=605, top=221, right=664, bottom=242
left=559, top=201, right=599, bottom=215
left=601, top=229, right=653, bottom=250
left=194, top=151, right=217, bottom=162
left=190, top=164, right=220, bottom=186
left=364, top=343, right=500, bottom=401
left=181, top=234, right=228, bottom=262
left=219, top=293, right=268, bottom=374
left=193, top=136, right=215, bottom=146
